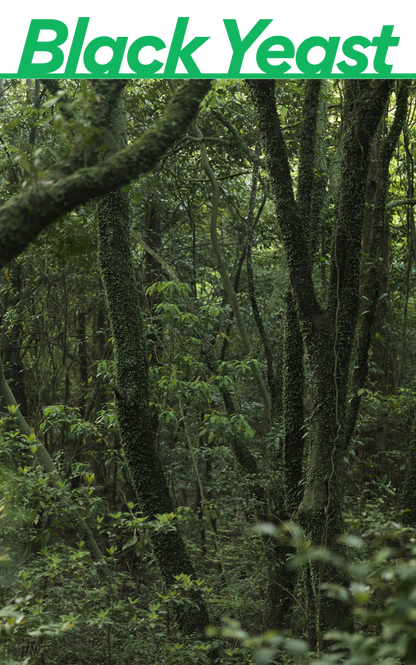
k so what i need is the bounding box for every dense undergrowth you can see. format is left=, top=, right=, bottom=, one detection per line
left=1, top=391, right=416, bottom=665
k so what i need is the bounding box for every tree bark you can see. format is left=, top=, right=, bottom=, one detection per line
left=247, top=78, right=395, bottom=647
left=96, top=83, right=210, bottom=637
left=0, top=79, right=212, bottom=269
left=345, top=81, right=409, bottom=447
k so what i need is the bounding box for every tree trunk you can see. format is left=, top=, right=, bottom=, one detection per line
left=247, top=78, right=395, bottom=647
left=97, top=82, right=210, bottom=637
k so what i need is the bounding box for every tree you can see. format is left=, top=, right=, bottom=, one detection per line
left=95, top=81, right=210, bottom=635
left=246, top=79, right=409, bottom=647
left=0, top=79, right=211, bottom=268
left=0, top=78, right=213, bottom=640
left=1, top=77, right=416, bottom=664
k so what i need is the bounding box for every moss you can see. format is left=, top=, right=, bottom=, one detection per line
left=248, top=78, right=395, bottom=647
left=97, top=86, right=210, bottom=637
left=0, top=79, right=212, bottom=269
left=283, top=291, right=305, bottom=517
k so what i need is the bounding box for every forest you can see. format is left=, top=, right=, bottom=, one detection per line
left=1, top=77, right=416, bottom=665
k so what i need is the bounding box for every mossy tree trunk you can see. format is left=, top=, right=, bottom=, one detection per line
left=345, top=81, right=409, bottom=448
left=261, top=289, right=305, bottom=631
left=96, top=83, right=210, bottom=637
left=341, top=118, right=407, bottom=476
left=247, top=78, right=400, bottom=647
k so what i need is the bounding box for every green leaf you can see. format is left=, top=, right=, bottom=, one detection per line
left=285, top=639, right=307, bottom=657
left=338, top=534, right=364, bottom=549
left=255, top=648, right=277, bottom=665
left=252, top=522, right=278, bottom=536
left=122, top=536, right=138, bottom=551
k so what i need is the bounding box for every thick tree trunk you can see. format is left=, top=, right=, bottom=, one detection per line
left=260, top=290, right=305, bottom=631
left=97, top=83, right=210, bottom=637
left=247, top=78, right=395, bottom=648
left=297, top=332, right=352, bottom=648
left=345, top=81, right=409, bottom=448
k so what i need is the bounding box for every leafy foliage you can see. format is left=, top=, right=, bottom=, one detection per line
left=0, top=77, right=416, bottom=664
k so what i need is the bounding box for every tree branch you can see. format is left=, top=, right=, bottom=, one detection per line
left=0, top=79, right=212, bottom=268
